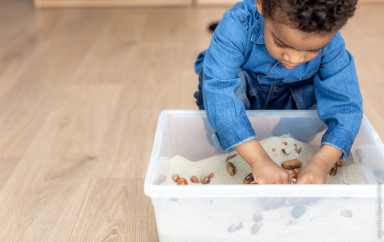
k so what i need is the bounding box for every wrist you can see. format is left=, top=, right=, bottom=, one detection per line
left=234, top=139, right=271, bottom=168
left=248, top=154, right=273, bottom=169
left=310, top=144, right=343, bottom=173
left=308, top=156, right=332, bottom=174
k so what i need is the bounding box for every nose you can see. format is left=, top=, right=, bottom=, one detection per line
left=282, top=52, right=304, bottom=65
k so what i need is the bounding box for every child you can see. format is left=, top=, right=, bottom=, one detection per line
left=194, top=0, right=363, bottom=184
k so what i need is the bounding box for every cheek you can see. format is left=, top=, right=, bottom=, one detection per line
left=303, top=53, right=319, bottom=63
left=264, top=35, right=282, bottom=60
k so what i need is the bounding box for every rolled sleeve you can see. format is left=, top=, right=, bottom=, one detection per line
left=321, top=126, right=356, bottom=160
left=215, top=115, right=257, bottom=151
left=315, top=32, right=363, bottom=159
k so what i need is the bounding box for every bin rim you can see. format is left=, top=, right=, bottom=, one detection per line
left=144, top=110, right=384, bottom=198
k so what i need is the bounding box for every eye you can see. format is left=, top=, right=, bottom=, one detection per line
left=274, top=40, right=287, bottom=48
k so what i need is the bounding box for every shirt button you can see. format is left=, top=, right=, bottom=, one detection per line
left=299, top=77, right=303, bottom=80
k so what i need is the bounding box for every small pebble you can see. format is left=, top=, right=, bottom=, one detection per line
left=340, top=209, right=353, bottom=218
left=228, top=224, right=237, bottom=233
left=237, top=222, right=243, bottom=230
left=292, top=205, right=306, bottom=219
left=251, top=223, right=262, bottom=235
left=287, top=220, right=297, bottom=226
left=253, top=212, right=263, bottom=222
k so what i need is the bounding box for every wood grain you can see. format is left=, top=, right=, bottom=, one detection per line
left=35, top=0, right=192, bottom=8
left=0, top=1, right=382, bottom=241
left=0, top=85, right=121, bottom=240
left=70, top=178, right=158, bottom=241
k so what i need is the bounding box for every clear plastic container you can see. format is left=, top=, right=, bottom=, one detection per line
left=144, top=110, right=384, bottom=242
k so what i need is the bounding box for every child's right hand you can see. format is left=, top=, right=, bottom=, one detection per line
left=250, top=158, right=292, bottom=184
left=234, top=139, right=291, bottom=184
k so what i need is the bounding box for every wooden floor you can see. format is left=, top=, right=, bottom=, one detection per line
left=0, top=0, right=383, bottom=241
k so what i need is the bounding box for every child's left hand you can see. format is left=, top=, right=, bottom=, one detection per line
left=295, top=158, right=329, bottom=184
left=295, top=144, right=343, bottom=184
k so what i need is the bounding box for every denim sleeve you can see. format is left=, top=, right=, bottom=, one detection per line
left=314, top=32, right=363, bottom=160
left=202, top=9, right=257, bottom=152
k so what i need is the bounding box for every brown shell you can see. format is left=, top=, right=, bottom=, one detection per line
left=243, top=173, right=255, bottom=184
left=190, top=176, right=199, bottom=183
left=282, top=160, right=302, bottom=169
left=171, top=174, right=180, bottom=182
left=329, top=163, right=338, bottom=176
left=227, top=162, right=236, bottom=176
left=226, top=154, right=237, bottom=162
left=177, top=178, right=188, bottom=185
left=291, top=172, right=297, bottom=179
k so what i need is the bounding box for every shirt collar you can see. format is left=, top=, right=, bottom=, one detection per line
left=244, top=0, right=265, bottom=45
left=244, top=0, right=258, bottom=12
left=253, top=14, right=265, bottom=45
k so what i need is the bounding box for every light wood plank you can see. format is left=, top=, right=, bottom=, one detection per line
left=70, top=178, right=158, bottom=241
left=195, top=0, right=384, bottom=6
left=0, top=157, right=20, bottom=190
left=341, top=3, right=384, bottom=139
left=0, top=85, right=121, bottom=241
left=35, top=0, right=192, bottom=8
left=0, top=9, right=112, bottom=157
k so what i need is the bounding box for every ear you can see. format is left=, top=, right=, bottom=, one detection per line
left=255, top=0, right=263, bottom=15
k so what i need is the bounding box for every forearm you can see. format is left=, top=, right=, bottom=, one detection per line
left=234, top=139, right=270, bottom=168
left=309, top=144, right=342, bottom=173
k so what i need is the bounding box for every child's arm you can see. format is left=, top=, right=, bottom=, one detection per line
left=295, top=144, right=342, bottom=184
left=296, top=32, right=363, bottom=184
left=234, top=139, right=292, bottom=184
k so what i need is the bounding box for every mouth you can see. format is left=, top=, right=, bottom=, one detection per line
left=281, top=62, right=297, bottom=69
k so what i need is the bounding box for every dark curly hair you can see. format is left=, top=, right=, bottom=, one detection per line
left=262, top=0, right=358, bottom=33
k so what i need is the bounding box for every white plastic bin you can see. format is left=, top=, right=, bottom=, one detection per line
left=144, top=110, right=384, bottom=242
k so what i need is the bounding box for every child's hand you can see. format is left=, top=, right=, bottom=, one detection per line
left=296, top=145, right=343, bottom=184
left=251, top=158, right=292, bottom=184
left=295, top=157, right=328, bottom=184
left=234, top=139, right=291, bottom=184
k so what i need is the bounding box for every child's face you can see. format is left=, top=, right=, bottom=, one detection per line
left=263, top=17, right=337, bottom=69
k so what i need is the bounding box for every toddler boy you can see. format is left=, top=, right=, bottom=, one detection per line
left=194, top=0, right=363, bottom=184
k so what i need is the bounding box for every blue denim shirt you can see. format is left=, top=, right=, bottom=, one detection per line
left=194, top=0, right=363, bottom=159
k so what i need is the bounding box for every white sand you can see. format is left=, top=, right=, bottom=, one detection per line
left=154, top=136, right=375, bottom=242
left=163, top=136, right=365, bottom=185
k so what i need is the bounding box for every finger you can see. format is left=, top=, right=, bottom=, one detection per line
left=278, top=172, right=291, bottom=184
left=286, top=172, right=292, bottom=184
left=295, top=175, right=306, bottom=184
